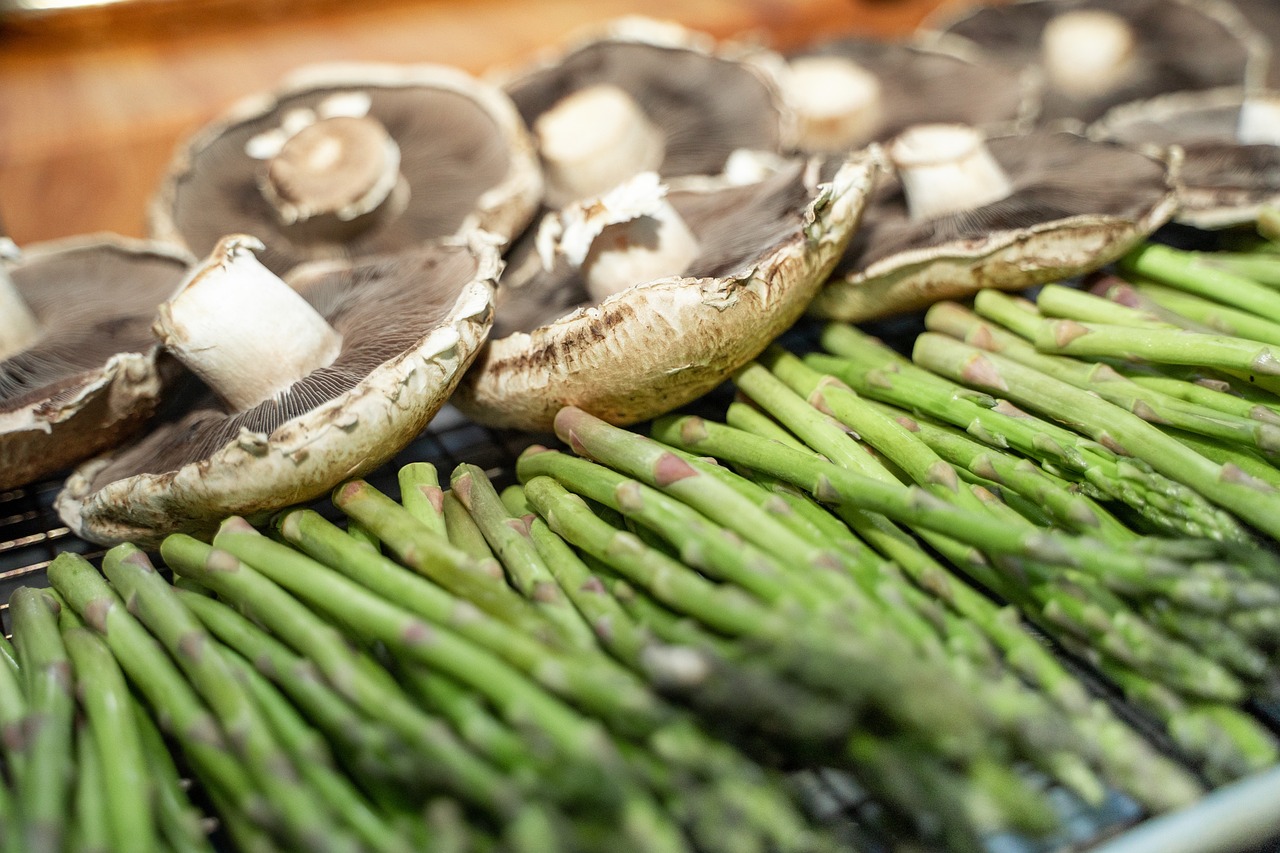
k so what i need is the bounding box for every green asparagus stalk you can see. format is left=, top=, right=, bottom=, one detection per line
left=46, top=553, right=276, bottom=842
left=157, top=534, right=524, bottom=821
left=175, top=588, right=418, bottom=793
left=1260, top=208, right=1280, bottom=244
left=197, top=522, right=650, bottom=823
left=132, top=703, right=215, bottom=853
left=9, top=587, right=76, bottom=853
left=1034, top=283, right=1177, bottom=329
left=443, top=491, right=500, bottom=563
left=930, top=299, right=1280, bottom=456
left=912, top=331, right=1280, bottom=541
left=1123, top=281, right=1280, bottom=346
left=273, top=508, right=672, bottom=741
left=1121, top=242, right=1280, bottom=323
left=451, top=463, right=598, bottom=649
left=71, top=719, right=110, bottom=853
left=399, top=461, right=449, bottom=538
left=812, top=323, right=1245, bottom=541
left=0, top=620, right=28, bottom=782
left=63, top=626, right=155, bottom=853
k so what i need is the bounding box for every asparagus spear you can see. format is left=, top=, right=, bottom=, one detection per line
left=1123, top=281, right=1280, bottom=347
left=9, top=587, right=76, bottom=853
left=399, top=461, right=449, bottom=538
left=156, top=535, right=524, bottom=822
left=71, top=719, right=110, bottom=853
left=63, top=626, right=155, bottom=853
left=451, top=463, right=598, bottom=649
left=101, top=544, right=359, bottom=853
left=913, top=331, right=1280, bottom=541
left=1121, top=242, right=1280, bottom=323
left=811, top=323, right=1244, bottom=541
left=132, top=703, right=216, bottom=853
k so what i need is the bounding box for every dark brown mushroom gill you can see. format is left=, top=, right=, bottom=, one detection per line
left=934, top=0, right=1253, bottom=124
left=786, top=37, right=1034, bottom=149
left=837, top=131, right=1169, bottom=277
left=164, top=85, right=512, bottom=276
left=1, top=242, right=189, bottom=413
left=1091, top=90, right=1280, bottom=222
left=492, top=162, right=810, bottom=338
left=506, top=39, right=784, bottom=180
left=84, top=244, right=479, bottom=491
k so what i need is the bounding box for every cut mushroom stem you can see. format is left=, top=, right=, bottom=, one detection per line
left=534, top=84, right=666, bottom=207
left=544, top=173, right=700, bottom=302
left=889, top=124, right=1014, bottom=222
left=1040, top=9, right=1136, bottom=101
left=153, top=235, right=343, bottom=412
left=0, top=257, right=40, bottom=360
left=260, top=114, right=406, bottom=239
left=1237, top=95, right=1280, bottom=146
left=785, top=55, right=885, bottom=153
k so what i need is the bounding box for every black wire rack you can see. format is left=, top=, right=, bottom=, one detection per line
left=3, top=320, right=1280, bottom=853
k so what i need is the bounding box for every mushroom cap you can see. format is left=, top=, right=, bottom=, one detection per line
left=56, top=233, right=500, bottom=547
left=785, top=35, right=1039, bottom=152
left=0, top=234, right=192, bottom=490
left=1090, top=87, right=1280, bottom=229
left=150, top=62, right=542, bottom=277
left=1231, top=0, right=1280, bottom=88
left=454, top=151, right=876, bottom=431
left=922, top=0, right=1258, bottom=124
left=498, top=16, right=792, bottom=186
left=809, top=131, right=1178, bottom=322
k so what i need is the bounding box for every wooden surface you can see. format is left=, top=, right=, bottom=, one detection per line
left=0, top=0, right=953, bottom=246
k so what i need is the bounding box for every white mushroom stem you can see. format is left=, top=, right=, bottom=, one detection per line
left=889, top=124, right=1014, bottom=222
left=1041, top=9, right=1136, bottom=101
left=784, top=55, right=885, bottom=153
left=260, top=114, right=404, bottom=231
left=0, top=262, right=40, bottom=360
left=534, top=84, right=666, bottom=207
left=154, top=235, right=343, bottom=412
left=1237, top=95, right=1280, bottom=146
left=544, top=172, right=700, bottom=302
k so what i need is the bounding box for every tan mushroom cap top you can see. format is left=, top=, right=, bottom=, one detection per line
left=924, top=0, right=1258, bottom=124
left=0, top=234, right=192, bottom=491
left=151, top=62, right=541, bottom=277
left=1090, top=88, right=1280, bottom=229
left=455, top=151, right=876, bottom=432
left=499, top=17, right=791, bottom=203
left=809, top=129, right=1178, bottom=322
left=57, top=234, right=500, bottom=547
left=784, top=36, right=1039, bottom=154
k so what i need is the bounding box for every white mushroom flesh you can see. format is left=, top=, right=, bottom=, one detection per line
left=0, top=249, right=40, bottom=361
left=534, top=84, right=666, bottom=207
left=1237, top=95, right=1280, bottom=146
left=542, top=172, right=700, bottom=302
left=260, top=114, right=404, bottom=227
left=154, top=235, right=343, bottom=412
left=784, top=55, right=885, bottom=152
left=889, top=123, right=1014, bottom=222
left=1040, top=9, right=1136, bottom=101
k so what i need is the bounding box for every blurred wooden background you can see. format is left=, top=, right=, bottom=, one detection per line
left=0, top=0, right=953, bottom=246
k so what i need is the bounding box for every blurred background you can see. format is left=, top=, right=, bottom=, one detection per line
left=0, top=0, right=950, bottom=246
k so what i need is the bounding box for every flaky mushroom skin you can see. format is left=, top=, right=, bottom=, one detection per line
left=149, top=62, right=541, bottom=276
left=56, top=236, right=500, bottom=548
left=1091, top=88, right=1280, bottom=229
left=0, top=235, right=191, bottom=491
left=809, top=137, right=1179, bottom=323
left=454, top=153, right=875, bottom=432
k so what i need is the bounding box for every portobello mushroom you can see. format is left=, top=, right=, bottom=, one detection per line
left=150, top=62, right=541, bottom=276
left=922, top=0, right=1259, bottom=124
left=1230, top=0, right=1280, bottom=87
left=57, top=233, right=499, bottom=547
left=0, top=234, right=191, bottom=491
left=1090, top=87, right=1280, bottom=229
left=809, top=124, right=1178, bottom=322
left=498, top=16, right=792, bottom=207
left=454, top=151, right=876, bottom=431
left=783, top=35, right=1038, bottom=154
